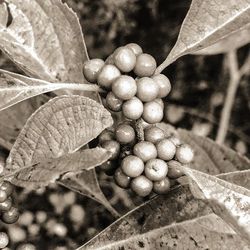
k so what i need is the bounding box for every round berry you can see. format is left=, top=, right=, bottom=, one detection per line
left=83, top=59, right=105, bottom=83
left=113, top=47, right=136, bottom=72
left=153, top=177, right=171, bottom=194
left=121, top=155, right=144, bottom=178
left=98, top=130, right=115, bottom=144
left=0, top=232, right=9, bottom=249
left=122, top=97, right=143, bottom=120
left=101, top=140, right=120, bottom=160
left=136, top=77, right=159, bottom=102
left=106, top=92, right=123, bottom=112
left=130, top=176, right=153, bottom=197
left=134, top=53, right=157, bottom=77
left=167, top=160, right=184, bottom=179
left=144, top=126, right=165, bottom=144
left=0, top=197, right=12, bottom=212
left=175, top=144, right=194, bottom=164
left=0, top=189, right=7, bottom=203
left=112, top=75, right=137, bottom=100
left=133, top=141, right=157, bottom=162
left=168, top=136, right=181, bottom=147
left=2, top=206, right=19, bottom=224
left=100, top=161, right=117, bottom=176
left=154, top=98, right=164, bottom=109
left=152, top=74, right=171, bottom=98
left=115, top=124, right=135, bottom=144
left=126, top=43, right=143, bottom=56
left=114, top=168, right=131, bottom=189
left=0, top=181, right=14, bottom=197
left=144, top=159, right=168, bottom=181
left=156, top=139, right=176, bottom=161
left=97, top=64, right=121, bottom=89
left=142, top=101, right=164, bottom=124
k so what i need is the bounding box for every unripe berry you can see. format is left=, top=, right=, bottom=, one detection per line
left=144, top=126, right=165, bottom=144
left=175, top=144, right=194, bottom=164
left=142, top=101, right=164, bottom=124
left=0, top=189, right=7, bottom=202
left=156, top=139, right=176, bottom=161
left=101, top=140, right=120, bottom=160
left=98, top=130, right=115, bottom=144
left=133, top=141, right=157, bottom=162
left=106, top=92, right=123, bottom=112
left=152, top=74, right=171, bottom=98
left=130, top=176, right=153, bottom=197
left=115, top=124, right=135, bottom=144
left=136, top=77, right=159, bottom=102
left=121, top=155, right=144, bottom=178
left=114, top=168, right=131, bottom=189
left=97, top=64, right=121, bottom=89
left=153, top=177, right=171, bottom=194
left=134, top=53, right=156, bottom=77
left=126, top=43, right=143, bottom=56
left=167, top=160, right=184, bottom=179
left=122, top=97, right=143, bottom=120
left=113, top=47, right=136, bottom=72
left=2, top=206, right=19, bottom=224
left=83, top=59, right=105, bottom=83
left=0, top=197, right=12, bottom=212
left=99, top=161, right=117, bottom=176
left=0, top=181, right=14, bottom=197
left=112, top=75, right=137, bottom=100
left=0, top=232, right=9, bottom=249
left=144, top=159, right=168, bottom=181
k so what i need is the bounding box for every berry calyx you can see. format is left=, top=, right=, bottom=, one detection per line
left=134, top=53, right=157, bottom=77
left=144, top=159, right=168, bottom=181
left=2, top=206, right=19, bottom=224
left=115, top=124, right=135, bottom=144
left=136, top=77, right=159, bottom=102
left=130, top=176, right=153, bottom=197
left=113, top=47, right=136, bottom=72
left=133, top=141, right=157, bottom=162
left=121, top=155, right=144, bottom=178
left=83, top=58, right=105, bottom=83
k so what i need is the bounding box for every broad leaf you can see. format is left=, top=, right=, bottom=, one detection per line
left=155, top=0, right=250, bottom=73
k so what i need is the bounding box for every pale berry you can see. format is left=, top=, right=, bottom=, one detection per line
left=156, top=139, right=176, bottom=161
left=133, top=141, right=157, bottom=162
left=121, top=155, right=144, bottom=178
left=0, top=181, right=13, bottom=197
left=106, top=92, right=123, bottom=112
left=2, top=206, right=19, bottom=224
left=130, top=176, right=153, bottom=197
left=113, top=47, right=136, bottom=72
left=0, top=232, right=9, bottom=249
left=136, top=77, right=159, bottom=102
left=98, top=130, right=115, bottom=144
left=122, top=97, right=143, bottom=120
left=114, top=168, right=131, bottom=189
left=0, top=197, right=12, bottom=212
left=115, top=124, right=135, bottom=144
left=142, top=101, right=164, bottom=124
left=101, top=140, right=120, bottom=160
left=134, top=53, right=157, bottom=77
left=153, top=177, right=171, bottom=194
left=126, top=43, right=143, bottom=56
left=175, top=144, right=194, bottom=164
left=144, top=126, right=165, bottom=144
left=144, top=159, right=168, bottom=181
left=168, top=136, right=181, bottom=147
left=154, top=98, right=164, bottom=109
left=83, top=59, right=105, bottom=83
left=167, top=160, right=184, bottom=179
left=0, top=189, right=7, bottom=203
left=152, top=74, right=171, bottom=98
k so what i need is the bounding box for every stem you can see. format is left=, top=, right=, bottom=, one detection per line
left=134, top=118, right=145, bottom=141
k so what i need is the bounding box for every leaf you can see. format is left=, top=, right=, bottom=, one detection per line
left=0, top=70, right=100, bottom=111
left=155, top=0, right=250, bottom=73
left=0, top=0, right=88, bottom=83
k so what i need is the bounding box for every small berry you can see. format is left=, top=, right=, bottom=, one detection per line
left=152, top=74, right=171, bottom=98
left=2, top=206, right=19, bottom=224
left=133, top=141, right=157, bottom=162
left=0, top=181, right=14, bottom=197
left=101, top=140, right=120, bottom=160
left=134, top=53, right=157, bottom=77
left=0, top=232, right=9, bottom=249
left=100, top=161, right=117, bottom=176
left=142, top=101, right=164, bottom=124
left=144, top=159, right=168, bottom=181
left=0, top=189, right=7, bottom=202
left=83, top=59, right=105, bottom=83
left=136, top=77, right=159, bottom=102
left=122, top=97, right=143, bottom=120
left=112, top=75, right=137, bottom=100
left=115, top=124, right=135, bottom=144
left=98, top=130, right=115, bottom=144
left=0, top=197, right=12, bottom=212
left=168, top=136, right=181, bottom=146
left=121, top=155, right=144, bottom=178
left=154, top=98, right=164, bottom=109
left=156, top=139, right=176, bottom=161
left=97, top=64, right=121, bottom=89
left=126, top=43, right=143, bottom=56
left=167, top=160, right=184, bottom=179
left=114, top=168, right=131, bottom=188
left=175, top=144, right=194, bottom=164
left=144, top=126, right=165, bottom=144
left=130, top=176, right=153, bottom=197
left=113, top=47, right=136, bottom=72
left=153, top=177, right=171, bottom=194
left=106, top=92, right=123, bottom=112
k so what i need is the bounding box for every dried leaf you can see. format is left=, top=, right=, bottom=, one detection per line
left=155, top=0, right=250, bottom=73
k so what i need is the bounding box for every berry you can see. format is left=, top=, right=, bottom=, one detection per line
left=142, top=101, right=164, bottom=124
left=144, top=126, right=165, bottom=144
left=112, top=75, right=137, bottom=100
left=167, top=160, right=184, bottom=179
left=156, top=139, right=176, bottom=161
left=99, top=161, right=117, bottom=176
left=153, top=177, right=171, bottom=194
left=168, top=136, right=181, bottom=147
left=101, top=140, right=120, bottom=160
left=0, top=197, right=12, bottom=212
left=2, top=206, right=19, bottom=224
left=113, top=47, right=136, bottom=72
left=115, top=124, right=135, bottom=144
left=175, top=144, right=194, bottom=164
left=134, top=53, right=157, bottom=77
left=136, top=77, right=159, bottom=102
left=98, top=130, right=115, bottom=144
left=154, top=98, right=164, bottom=109
left=144, top=159, right=168, bottom=181
left=114, top=168, right=131, bottom=188
left=0, top=189, right=7, bottom=203
left=0, top=181, right=13, bottom=197
left=97, top=64, right=121, bottom=89
left=83, top=59, right=105, bottom=83
left=106, top=92, right=123, bottom=112
left=133, top=141, right=157, bottom=162
left=152, top=74, right=171, bottom=98
left=126, top=43, right=143, bottom=56
left=0, top=232, right=9, bottom=249
left=130, top=176, right=153, bottom=197
left=121, top=155, right=144, bottom=178
left=122, top=97, right=143, bottom=120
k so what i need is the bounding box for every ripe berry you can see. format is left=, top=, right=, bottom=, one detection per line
left=142, top=101, right=164, bottom=124
left=153, top=177, right=171, bottom=194
left=114, top=168, right=131, bottom=189
left=0, top=181, right=14, bottom=197
left=0, top=197, right=12, bottom=212
left=97, top=64, right=121, bottom=89
left=144, top=159, right=168, bottom=181
left=133, top=141, right=157, bottom=162
left=101, top=140, right=120, bottom=160
left=2, top=206, right=19, bottom=224
left=0, top=189, right=7, bottom=202
left=121, top=155, right=144, bottom=178
left=83, top=59, right=105, bottom=83
left=156, top=139, right=176, bottom=161
left=106, top=92, right=123, bottom=112
left=126, top=43, right=143, bottom=56
left=115, top=124, right=135, bottom=144
left=122, top=97, right=143, bottom=120
left=0, top=232, right=9, bottom=249
left=113, top=47, right=136, bottom=72
left=175, top=144, right=194, bottom=164
left=130, top=176, right=153, bottom=197
left=144, top=126, right=165, bottom=144
left=112, top=75, right=137, bottom=100
left=134, top=53, right=157, bottom=77
left=167, top=160, right=184, bottom=179
left=136, top=77, right=159, bottom=102
left=152, top=74, right=171, bottom=98
left=99, top=161, right=117, bottom=176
